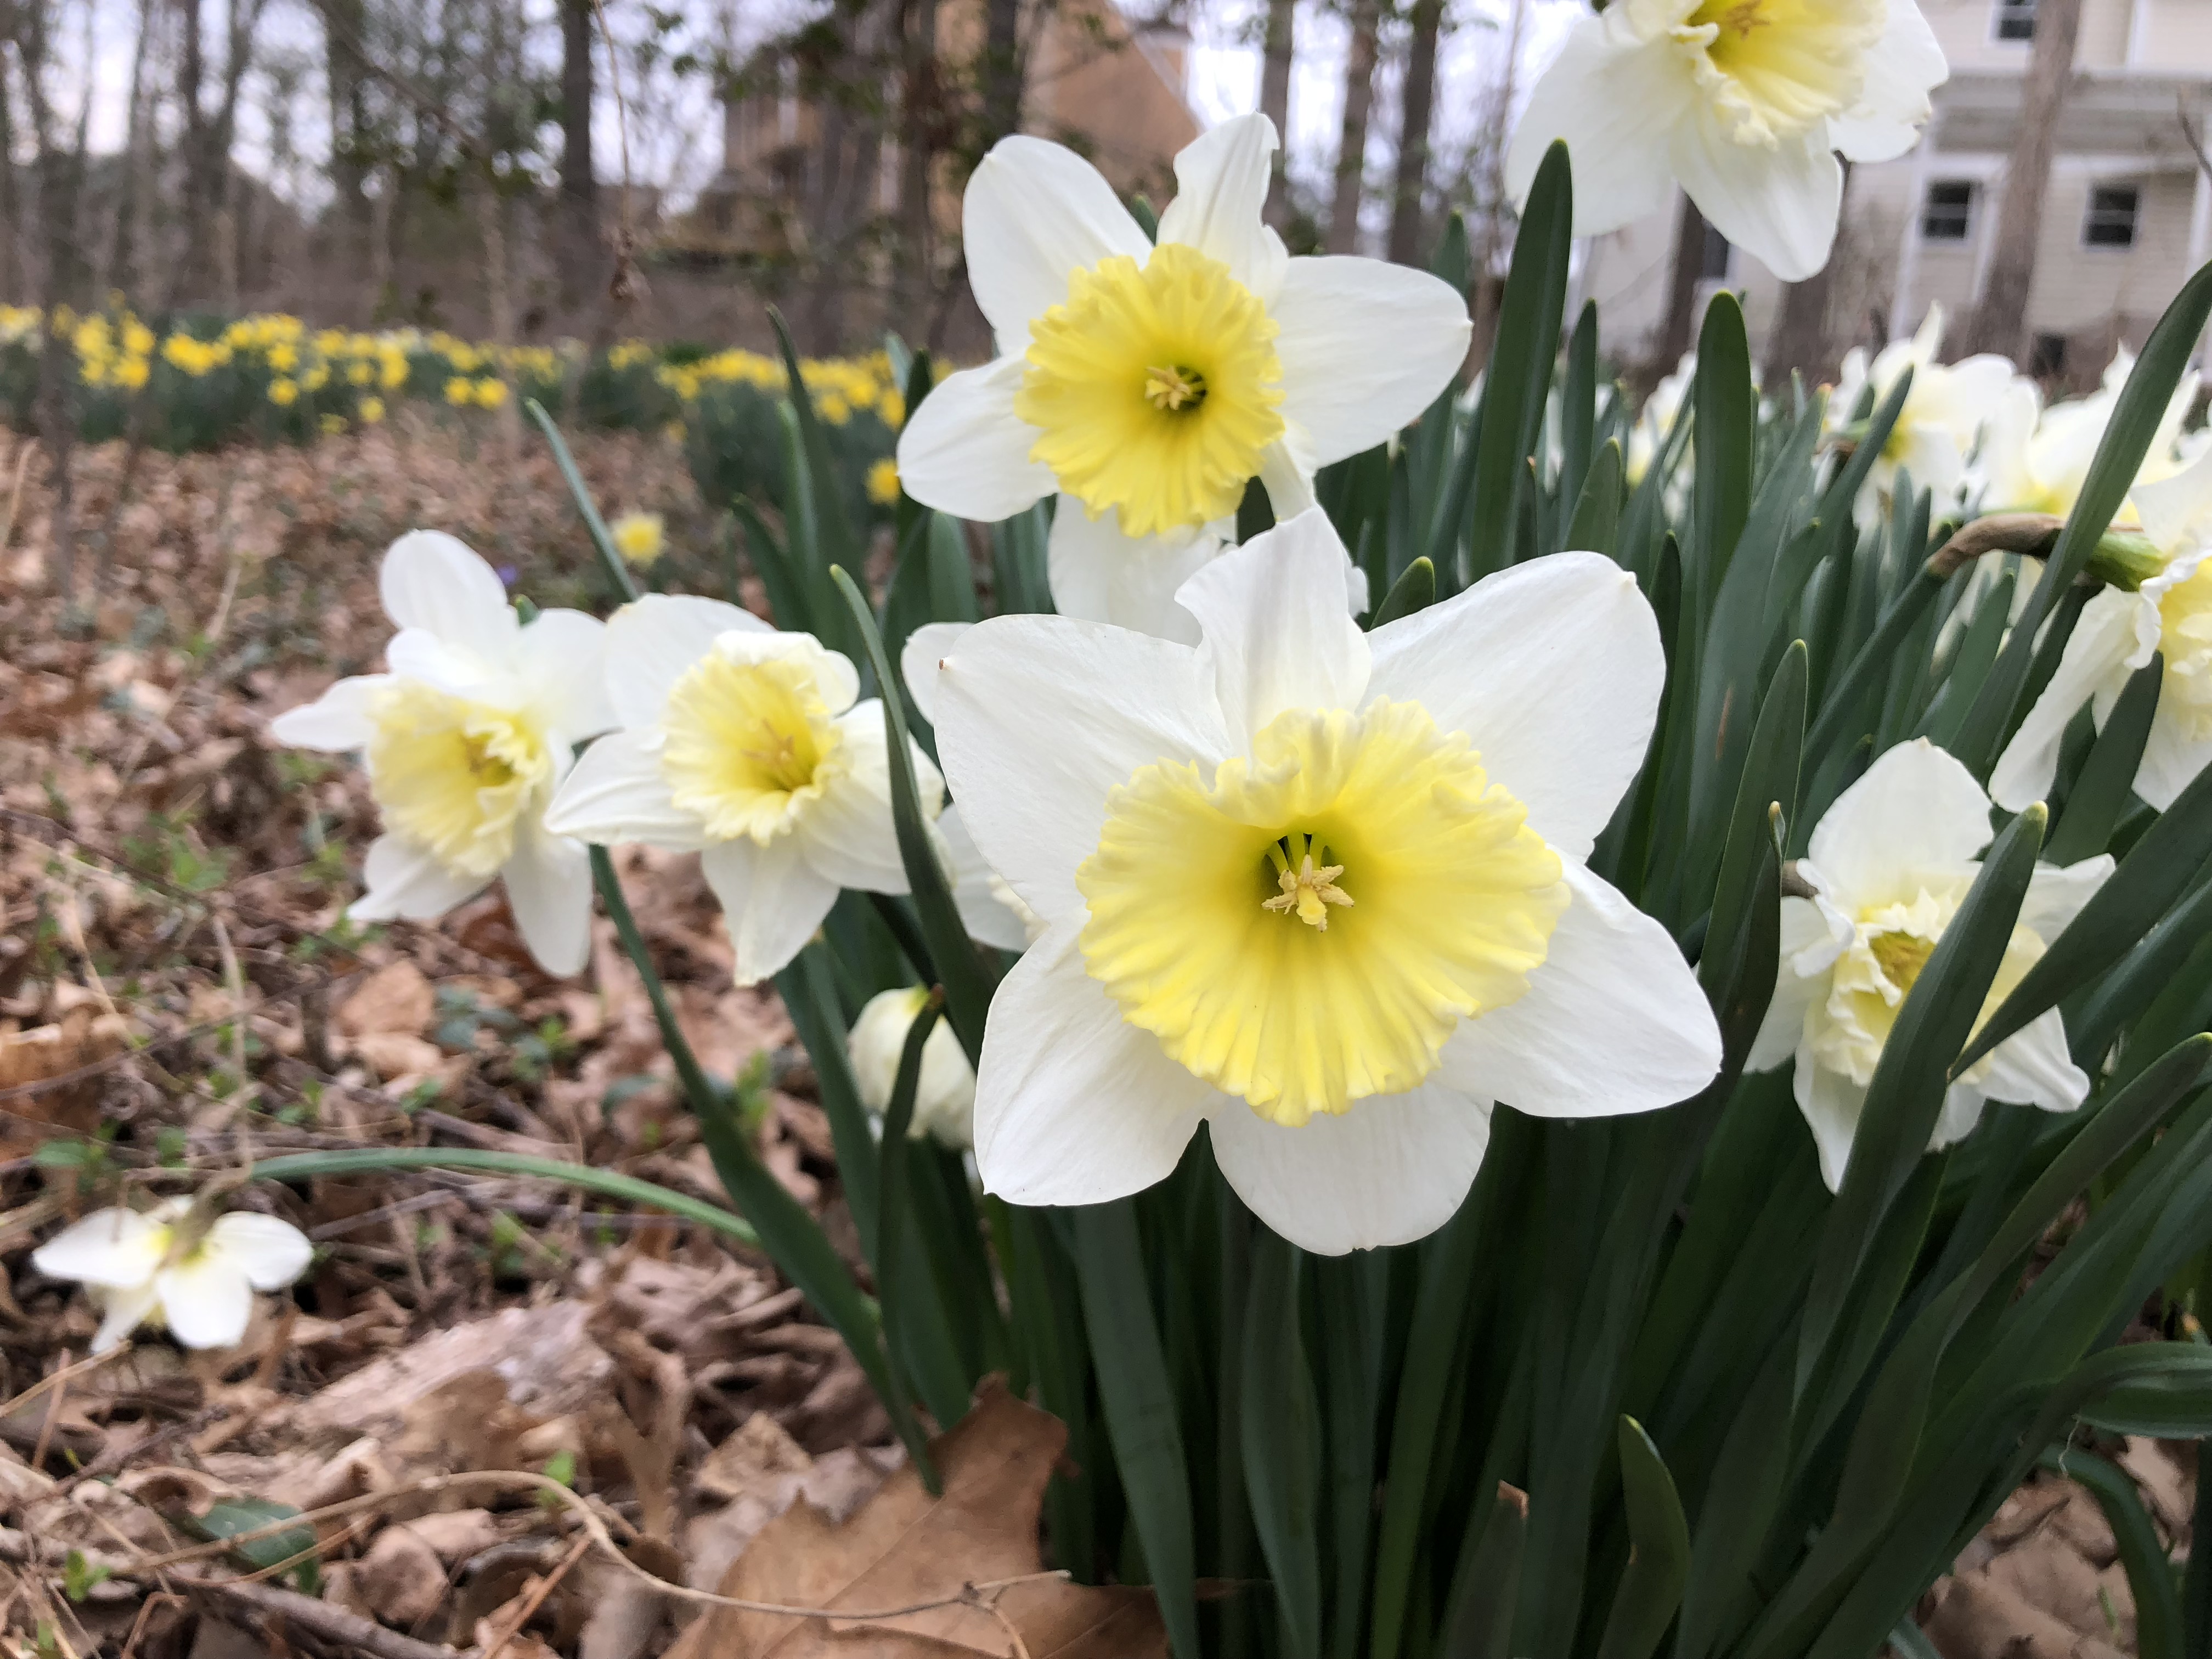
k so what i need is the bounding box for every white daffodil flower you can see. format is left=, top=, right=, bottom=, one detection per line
left=1973, top=349, right=2199, bottom=522
left=1751, top=740, right=2111, bottom=1192
left=34, top=1201, right=313, bottom=1353
left=930, top=507, right=1723, bottom=1255
left=1829, top=306, right=2013, bottom=518
left=1626, top=352, right=1695, bottom=489
left=541, top=595, right=940, bottom=985
left=894, top=114, right=1467, bottom=643
left=849, top=986, right=979, bottom=1148
left=1506, top=0, right=1945, bottom=281
left=1992, top=443, right=2212, bottom=814
left=270, top=532, right=614, bottom=975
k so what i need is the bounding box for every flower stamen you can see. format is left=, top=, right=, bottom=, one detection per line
left=1262, top=834, right=1354, bottom=930
left=1145, top=365, right=1207, bottom=413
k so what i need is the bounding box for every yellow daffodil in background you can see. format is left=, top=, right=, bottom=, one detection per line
left=1752, top=741, right=2111, bottom=1190
left=33, top=1200, right=312, bottom=1353
left=1508, top=0, right=1946, bottom=280
left=1994, top=442, right=2212, bottom=812
left=929, top=508, right=1720, bottom=1253
left=849, top=986, right=978, bottom=1148
left=1828, top=306, right=2013, bottom=517
left=272, top=532, right=616, bottom=974
left=269, top=377, right=299, bottom=406
left=444, top=376, right=473, bottom=407
left=543, top=595, right=941, bottom=985
left=321, top=413, right=348, bottom=435
left=473, top=377, right=508, bottom=408
left=866, top=458, right=902, bottom=506
left=1975, top=347, right=2199, bottom=524
left=897, top=114, right=1469, bottom=642
left=359, top=396, right=385, bottom=425
left=611, top=510, right=667, bottom=568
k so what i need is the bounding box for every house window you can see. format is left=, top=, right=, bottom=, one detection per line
left=1921, top=180, right=1974, bottom=242
left=1995, top=0, right=2036, bottom=40
left=2084, top=184, right=2142, bottom=248
left=1699, top=221, right=1732, bottom=280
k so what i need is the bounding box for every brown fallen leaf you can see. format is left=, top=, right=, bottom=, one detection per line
left=670, top=1380, right=1166, bottom=1659
left=0, top=1006, right=127, bottom=1146
left=336, top=960, right=434, bottom=1042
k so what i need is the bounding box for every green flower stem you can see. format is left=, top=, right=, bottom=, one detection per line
left=524, top=398, right=639, bottom=606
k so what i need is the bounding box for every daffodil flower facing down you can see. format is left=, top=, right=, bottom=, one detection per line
left=33, top=1201, right=313, bottom=1353
left=271, top=532, right=615, bottom=975
left=1993, top=442, right=2212, bottom=814
left=896, top=114, right=1470, bottom=642
left=1509, top=0, right=1946, bottom=283
left=931, top=510, right=1722, bottom=1255
left=1751, top=740, right=2111, bottom=1192
left=541, top=596, right=941, bottom=985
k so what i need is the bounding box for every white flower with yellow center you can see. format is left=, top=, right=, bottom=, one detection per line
left=1507, top=0, right=1945, bottom=281
left=270, top=532, right=613, bottom=975
left=1752, top=740, right=2110, bottom=1192
left=1828, top=306, right=2014, bottom=515
left=1974, top=348, right=2199, bottom=523
left=1993, top=442, right=2212, bottom=814
left=542, top=595, right=941, bottom=985
left=849, top=986, right=979, bottom=1148
left=33, top=1201, right=313, bottom=1353
left=932, top=509, right=1722, bottom=1254
left=895, top=114, right=1469, bottom=643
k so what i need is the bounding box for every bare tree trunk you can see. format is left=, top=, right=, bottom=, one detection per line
left=1259, top=0, right=1296, bottom=227
left=323, top=0, right=371, bottom=300
left=15, top=0, right=81, bottom=599
left=95, top=0, right=154, bottom=300
left=558, top=0, right=601, bottom=312
left=1963, top=0, right=2083, bottom=359
left=1387, top=0, right=1442, bottom=264
left=177, top=0, right=210, bottom=302
left=1327, top=0, right=1379, bottom=253
left=899, top=0, right=941, bottom=320
left=475, top=176, right=523, bottom=450
left=1656, top=192, right=1706, bottom=370
left=1767, top=162, right=1851, bottom=385
left=0, top=21, right=22, bottom=303
left=981, top=0, right=1022, bottom=148
left=210, top=0, right=264, bottom=312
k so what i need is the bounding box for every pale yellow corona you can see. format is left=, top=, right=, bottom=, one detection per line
left=1076, top=699, right=1568, bottom=1126
left=1682, top=0, right=1885, bottom=148
left=2157, top=561, right=2212, bottom=742
left=1014, top=244, right=1285, bottom=539
left=365, top=682, right=552, bottom=879
left=660, top=651, right=848, bottom=843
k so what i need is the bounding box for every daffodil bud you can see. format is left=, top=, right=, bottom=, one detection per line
left=848, top=987, right=977, bottom=1150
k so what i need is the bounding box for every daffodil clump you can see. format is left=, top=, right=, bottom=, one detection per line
left=166, top=81, right=2212, bottom=1659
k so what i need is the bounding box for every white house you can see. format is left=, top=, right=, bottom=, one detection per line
left=1584, top=0, right=2212, bottom=379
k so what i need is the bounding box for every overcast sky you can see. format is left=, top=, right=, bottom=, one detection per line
left=49, top=0, right=1584, bottom=231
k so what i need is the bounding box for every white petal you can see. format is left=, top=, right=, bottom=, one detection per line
left=900, top=622, right=975, bottom=729
left=1932, top=1083, right=1989, bottom=1150
left=1180, top=508, right=1372, bottom=744
left=1505, top=16, right=1685, bottom=237
left=268, top=674, right=389, bottom=752
left=206, top=1212, right=314, bottom=1290
left=701, top=836, right=841, bottom=986
left=1670, top=121, right=1842, bottom=284
left=799, top=706, right=941, bottom=894
left=383, top=628, right=516, bottom=704
left=1989, top=591, right=2141, bottom=812
left=1795, top=1056, right=1868, bottom=1194
left=352, top=834, right=488, bottom=922
left=1156, top=113, right=1288, bottom=302
left=2019, top=855, right=2114, bottom=940
left=713, top=629, right=862, bottom=717
left=970, top=923, right=1211, bottom=1206
left=1272, top=258, right=1472, bottom=471
left=897, top=358, right=1054, bottom=523
left=1436, top=861, right=1721, bottom=1117
left=1828, top=0, right=1944, bottom=161
left=1977, top=1008, right=2090, bottom=1114
left=605, top=593, right=769, bottom=731
left=2134, top=704, right=2212, bottom=811
left=91, top=1281, right=161, bottom=1353
left=154, top=1257, right=254, bottom=1350
left=940, top=804, right=1035, bottom=952
left=963, top=137, right=1152, bottom=347
left=1364, top=551, right=1663, bottom=861
left=502, top=819, right=595, bottom=976
left=1808, top=739, right=1993, bottom=907
left=32, top=1209, right=165, bottom=1289
left=933, top=617, right=1229, bottom=927
left=542, top=730, right=707, bottom=851
left=1748, top=893, right=1853, bottom=1073
left=1047, top=505, right=1224, bottom=646
left=2134, top=442, right=2212, bottom=549
left=514, top=608, right=616, bottom=743
left=379, top=530, right=518, bottom=651
left=1209, top=1081, right=1491, bottom=1255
